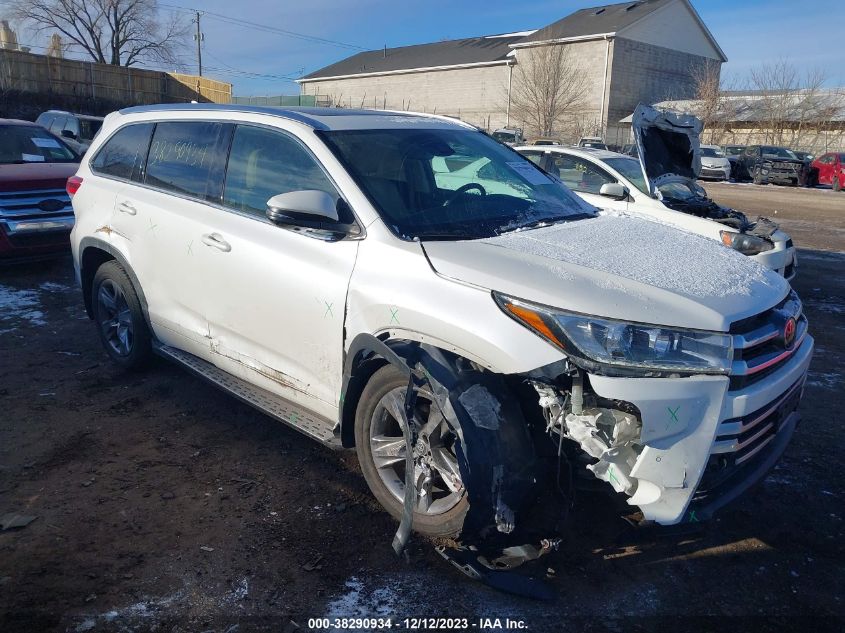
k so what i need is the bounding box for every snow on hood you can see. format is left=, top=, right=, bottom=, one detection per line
left=422, top=215, right=788, bottom=332
left=632, top=104, right=702, bottom=196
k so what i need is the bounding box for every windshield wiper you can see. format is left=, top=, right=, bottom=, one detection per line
left=497, top=213, right=593, bottom=235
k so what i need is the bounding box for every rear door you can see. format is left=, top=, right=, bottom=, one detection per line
left=111, top=120, right=232, bottom=357
left=199, top=123, right=359, bottom=420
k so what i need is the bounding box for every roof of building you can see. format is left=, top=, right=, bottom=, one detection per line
left=117, top=103, right=475, bottom=131
left=301, top=33, right=529, bottom=81
left=518, top=0, right=673, bottom=45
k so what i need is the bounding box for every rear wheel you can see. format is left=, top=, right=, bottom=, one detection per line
left=92, top=261, right=151, bottom=369
left=752, top=168, right=764, bottom=185
left=355, top=364, right=468, bottom=537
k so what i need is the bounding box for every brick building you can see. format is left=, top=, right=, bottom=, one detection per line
left=298, top=0, right=726, bottom=145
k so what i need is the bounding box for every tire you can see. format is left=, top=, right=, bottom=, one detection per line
left=355, top=364, right=468, bottom=537
left=752, top=168, right=763, bottom=185
left=92, top=260, right=152, bottom=369
left=834, top=176, right=841, bottom=192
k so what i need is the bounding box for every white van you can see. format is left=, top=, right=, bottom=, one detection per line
left=69, top=105, right=812, bottom=551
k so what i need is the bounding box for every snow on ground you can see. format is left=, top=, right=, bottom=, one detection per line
left=0, top=284, right=47, bottom=330
left=481, top=215, right=784, bottom=299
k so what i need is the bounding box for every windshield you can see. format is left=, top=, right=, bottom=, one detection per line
left=0, top=125, right=77, bottom=164
left=724, top=146, right=743, bottom=155
left=761, top=146, right=798, bottom=159
left=604, top=156, right=649, bottom=194
left=701, top=147, right=724, bottom=158
left=320, top=128, right=594, bottom=240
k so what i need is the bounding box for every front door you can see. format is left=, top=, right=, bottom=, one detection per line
left=544, top=153, right=629, bottom=212
left=199, top=123, right=359, bottom=421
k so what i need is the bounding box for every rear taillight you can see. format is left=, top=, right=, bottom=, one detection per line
left=67, top=176, right=83, bottom=196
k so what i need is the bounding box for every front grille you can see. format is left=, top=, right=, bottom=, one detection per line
left=0, top=188, right=72, bottom=221
left=729, top=291, right=807, bottom=390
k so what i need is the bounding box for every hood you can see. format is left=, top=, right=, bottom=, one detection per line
left=422, top=215, right=788, bottom=332
left=632, top=104, right=702, bottom=196
left=0, top=162, right=79, bottom=192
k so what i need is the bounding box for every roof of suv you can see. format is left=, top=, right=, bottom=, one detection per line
left=42, top=110, right=105, bottom=121
left=118, top=104, right=475, bottom=132
left=516, top=145, right=629, bottom=161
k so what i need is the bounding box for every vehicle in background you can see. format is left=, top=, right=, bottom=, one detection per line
left=735, top=145, right=803, bottom=186
left=792, top=150, right=814, bottom=163
left=577, top=136, right=607, bottom=150
left=811, top=152, right=845, bottom=191
left=0, top=119, right=79, bottom=262
left=722, top=144, right=744, bottom=174
left=699, top=144, right=731, bottom=181
left=35, top=110, right=104, bottom=155
left=515, top=144, right=796, bottom=279
left=491, top=127, right=523, bottom=146
left=621, top=143, right=639, bottom=158
left=525, top=137, right=560, bottom=146
left=71, top=105, right=811, bottom=555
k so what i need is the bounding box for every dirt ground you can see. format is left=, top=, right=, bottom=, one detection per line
left=1, top=183, right=844, bottom=632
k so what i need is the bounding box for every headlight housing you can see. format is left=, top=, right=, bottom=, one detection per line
left=720, top=230, right=774, bottom=255
left=494, top=293, right=733, bottom=375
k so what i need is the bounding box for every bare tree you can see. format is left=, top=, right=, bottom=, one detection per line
left=510, top=44, right=588, bottom=138
left=691, top=59, right=725, bottom=144
left=10, top=0, right=188, bottom=67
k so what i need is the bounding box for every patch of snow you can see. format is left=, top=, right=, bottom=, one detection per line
left=74, top=590, right=185, bottom=632
left=324, top=576, right=400, bottom=620
left=806, top=371, right=843, bottom=390
left=0, top=284, right=47, bottom=327
left=480, top=215, right=784, bottom=300
left=39, top=281, right=71, bottom=292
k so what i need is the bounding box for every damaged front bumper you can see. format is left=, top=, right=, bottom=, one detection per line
left=543, top=331, right=813, bottom=525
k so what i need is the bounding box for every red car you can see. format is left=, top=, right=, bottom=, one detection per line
left=0, top=119, right=79, bottom=262
left=811, top=152, right=845, bottom=191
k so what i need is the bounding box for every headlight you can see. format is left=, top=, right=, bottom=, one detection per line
left=720, top=230, right=774, bottom=255
left=494, top=293, right=733, bottom=375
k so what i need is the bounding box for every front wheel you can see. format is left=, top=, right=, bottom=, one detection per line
left=752, top=168, right=764, bottom=185
left=834, top=176, right=841, bottom=192
left=355, top=364, right=468, bottom=537
left=92, top=260, right=152, bottom=369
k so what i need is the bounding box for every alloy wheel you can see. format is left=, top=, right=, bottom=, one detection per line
left=97, top=279, right=134, bottom=357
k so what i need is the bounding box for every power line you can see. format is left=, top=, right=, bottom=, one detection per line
left=160, top=3, right=368, bottom=51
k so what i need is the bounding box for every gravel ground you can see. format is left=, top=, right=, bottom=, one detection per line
left=1, top=183, right=843, bottom=632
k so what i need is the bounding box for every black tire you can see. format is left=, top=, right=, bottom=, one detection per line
left=92, top=260, right=152, bottom=369
left=354, top=364, right=468, bottom=537
left=834, top=176, right=841, bottom=192
left=752, top=168, right=763, bottom=185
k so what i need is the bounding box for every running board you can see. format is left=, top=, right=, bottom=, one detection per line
left=154, top=343, right=342, bottom=449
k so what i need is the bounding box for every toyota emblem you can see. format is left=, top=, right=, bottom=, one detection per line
left=783, top=317, right=797, bottom=348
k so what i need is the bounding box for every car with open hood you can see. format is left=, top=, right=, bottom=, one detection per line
left=70, top=105, right=812, bottom=584
left=516, top=105, right=796, bottom=280
left=0, top=119, right=79, bottom=262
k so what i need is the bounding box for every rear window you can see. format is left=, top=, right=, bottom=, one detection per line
left=91, top=123, right=154, bottom=181
left=0, top=124, right=77, bottom=164
left=145, top=121, right=228, bottom=201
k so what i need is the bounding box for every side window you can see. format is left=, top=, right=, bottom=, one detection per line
left=146, top=121, right=227, bottom=201
left=49, top=116, right=66, bottom=135
left=64, top=117, right=80, bottom=139
left=90, top=123, right=154, bottom=181
left=550, top=155, right=614, bottom=194
left=520, top=151, right=545, bottom=166
left=37, top=113, right=54, bottom=130
left=223, top=125, right=339, bottom=217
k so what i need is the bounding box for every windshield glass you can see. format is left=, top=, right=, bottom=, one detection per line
left=604, top=156, right=649, bottom=194
left=0, top=124, right=77, bottom=164
left=724, top=146, right=743, bottom=155
left=320, top=128, right=594, bottom=240
left=658, top=180, right=707, bottom=201
left=762, top=146, right=798, bottom=159
left=492, top=131, right=516, bottom=143
left=701, top=147, right=723, bottom=158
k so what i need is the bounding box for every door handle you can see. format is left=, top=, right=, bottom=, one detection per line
left=201, top=232, right=232, bottom=252
left=117, top=201, right=137, bottom=215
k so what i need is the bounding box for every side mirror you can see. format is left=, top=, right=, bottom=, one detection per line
left=266, top=190, right=339, bottom=224
left=61, top=129, right=77, bottom=140
left=599, top=182, right=628, bottom=200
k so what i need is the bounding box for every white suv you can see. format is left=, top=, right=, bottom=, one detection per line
left=70, top=105, right=812, bottom=549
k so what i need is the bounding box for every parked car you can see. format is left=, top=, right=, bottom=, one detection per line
left=577, top=136, right=608, bottom=150
left=71, top=105, right=812, bottom=562
left=735, top=145, right=803, bottom=186
left=516, top=137, right=796, bottom=279
left=0, top=119, right=79, bottom=262
left=491, top=127, right=523, bottom=146
left=811, top=152, right=845, bottom=191
left=621, top=143, right=639, bottom=158
left=525, top=137, right=561, bottom=146
left=791, top=150, right=814, bottom=163
left=35, top=110, right=104, bottom=155
left=699, top=144, right=731, bottom=181
left=722, top=144, right=744, bottom=175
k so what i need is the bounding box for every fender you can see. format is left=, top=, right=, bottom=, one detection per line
left=78, top=236, right=152, bottom=330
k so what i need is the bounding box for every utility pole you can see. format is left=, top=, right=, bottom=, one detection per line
left=193, top=11, right=203, bottom=76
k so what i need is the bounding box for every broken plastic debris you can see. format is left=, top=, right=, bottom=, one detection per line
left=199, top=545, right=214, bottom=552
left=1, top=513, right=38, bottom=530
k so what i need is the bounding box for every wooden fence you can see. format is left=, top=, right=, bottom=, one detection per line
left=0, top=49, right=231, bottom=105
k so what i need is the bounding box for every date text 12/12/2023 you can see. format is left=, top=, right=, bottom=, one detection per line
left=307, top=618, right=528, bottom=630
